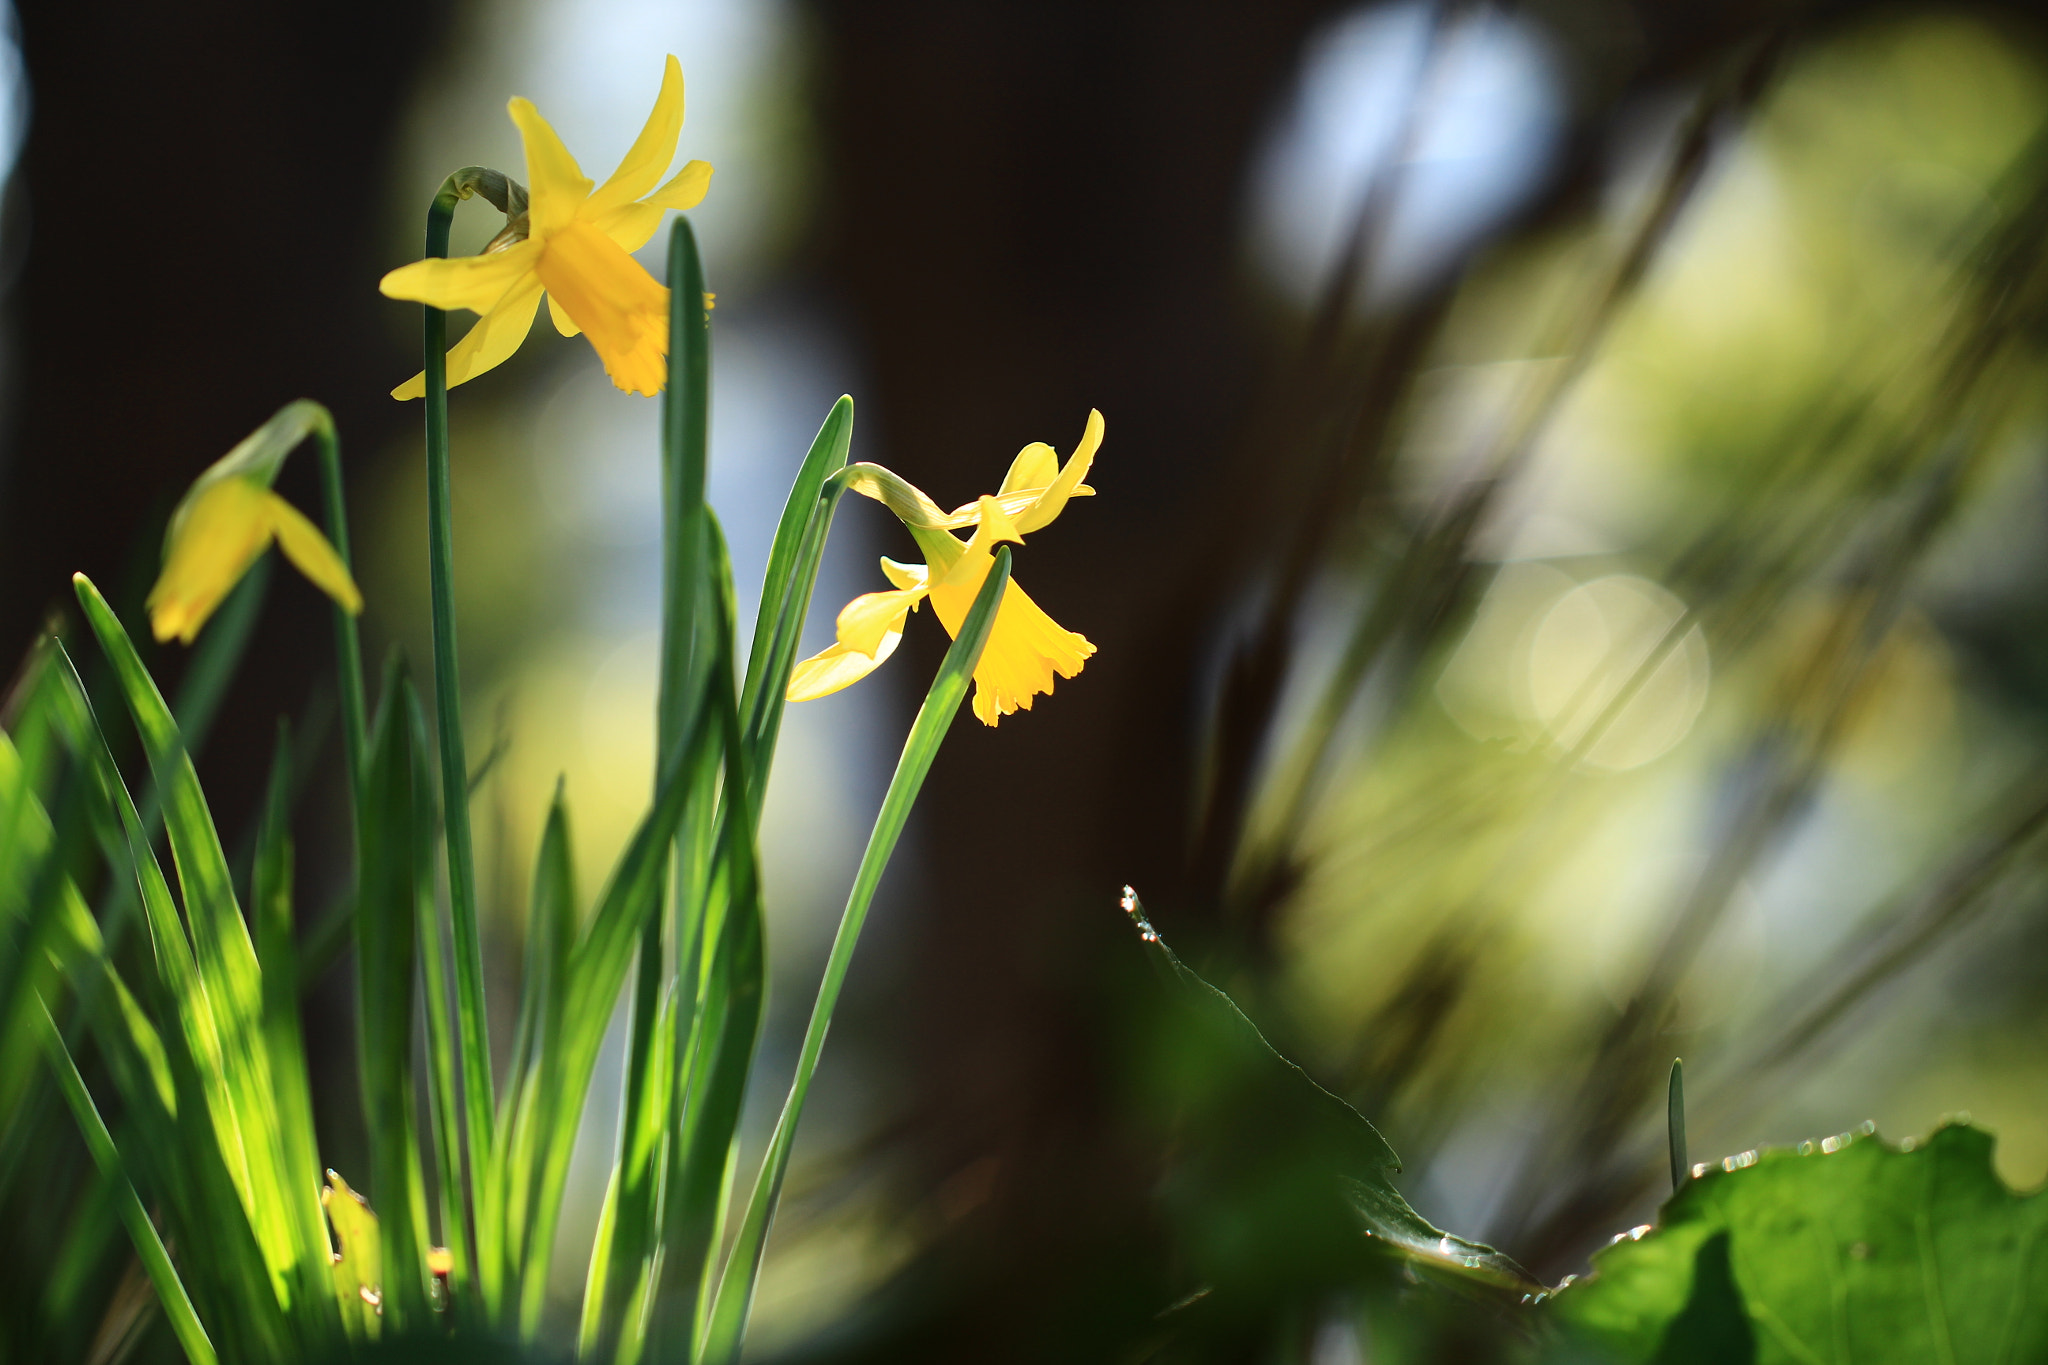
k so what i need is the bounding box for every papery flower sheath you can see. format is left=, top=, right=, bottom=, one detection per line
left=788, top=410, right=1103, bottom=725
left=380, top=55, right=713, bottom=399
left=147, top=405, right=363, bottom=645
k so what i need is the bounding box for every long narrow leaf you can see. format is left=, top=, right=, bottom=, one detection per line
left=356, top=667, right=432, bottom=1331
left=252, top=722, right=342, bottom=1334
left=699, top=547, right=1013, bottom=1364
left=655, top=519, right=765, bottom=1358
left=34, top=999, right=218, bottom=1365
left=738, top=396, right=853, bottom=779
left=513, top=717, right=705, bottom=1338
left=72, top=575, right=304, bottom=1303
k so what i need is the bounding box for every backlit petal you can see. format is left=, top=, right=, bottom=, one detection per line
left=836, top=587, right=924, bottom=658
left=590, top=161, right=714, bottom=253
left=587, top=55, right=684, bottom=217
left=510, top=97, right=595, bottom=236
left=999, top=442, right=1058, bottom=496
left=880, top=558, right=928, bottom=591
left=392, top=275, right=546, bottom=399
left=642, top=159, right=713, bottom=212
left=1014, top=408, right=1103, bottom=535
left=787, top=629, right=904, bottom=702
left=591, top=200, right=663, bottom=254
left=378, top=238, right=542, bottom=313
left=266, top=494, right=364, bottom=615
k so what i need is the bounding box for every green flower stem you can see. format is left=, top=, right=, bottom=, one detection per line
left=421, top=173, right=497, bottom=1256
left=313, top=415, right=368, bottom=808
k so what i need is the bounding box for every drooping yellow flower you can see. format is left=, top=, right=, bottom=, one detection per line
left=788, top=410, right=1103, bottom=725
left=379, top=55, right=712, bottom=399
left=146, top=404, right=364, bottom=645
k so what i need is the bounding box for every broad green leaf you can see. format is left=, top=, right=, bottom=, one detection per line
left=1551, top=1122, right=2048, bottom=1365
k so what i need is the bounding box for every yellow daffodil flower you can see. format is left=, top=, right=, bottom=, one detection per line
left=379, top=55, right=712, bottom=399
left=146, top=403, right=364, bottom=644
left=788, top=410, right=1104, bottom=725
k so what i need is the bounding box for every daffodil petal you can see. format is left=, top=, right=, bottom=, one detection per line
left=547, top=292, right=581, bottom=337
left=146, top=480, right=275, bottom=644
left=393, top=275, right=547, bottom=398
left=962, top=495, right=1023, bottom=555
left=999, top=442, right=1059, bottom=496
left=588, top=157, right=715, bottom=253
left=510, top=97, right=595, bottom=236
left=787, top=630, right=903, bottom=702
left=836, top=587, right=924, bottom=657
left=266, top=494, right=364, bottom=615
left=377, top=238, right=542, bottom=313
left=880, top=557, right=928, bottom=591
left=535, top=220, right=669, bottom=395
left=591, top=200, right=664, bottom=254
left=642, top=159, right=713, bottom=212
left=1015, top=408, right=1104, bottom=535
left=966, top=580, right=1095, bottom=726
left=587, top=54, right=684, bottom=217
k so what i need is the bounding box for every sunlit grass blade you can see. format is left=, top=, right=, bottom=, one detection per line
left=356, top=665, right=433, bottom=1331
left=71, top=574, right=307, bottom=1303
left=488, top=781, right=575, bottom=1320
left=587, top=218, right=715, bottom=1357
left=643, top=519, right=764, bottom=1358
left=33, top=998, right=218, bottom=1365
left=252, top=722, right=341, bottom=1335
left=699, top=547, right=1013, bottom=1365
left=739, top=396, right=853, bottom=779
left=513, top=717, right=705, bottom=1338
left=48, top=630, right=299, bottom=1348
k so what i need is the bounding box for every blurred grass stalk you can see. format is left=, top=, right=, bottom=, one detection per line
left=1193, top=13, right=2048, bottom=1297
left=0, top=205, right=1010, bottom=1363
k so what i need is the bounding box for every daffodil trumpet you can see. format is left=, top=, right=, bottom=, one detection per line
left=146, top=401, right=364, bottom=648
left=788, top=409, right=1104, bottom=725
left=379, top=54, right=713, bottom=398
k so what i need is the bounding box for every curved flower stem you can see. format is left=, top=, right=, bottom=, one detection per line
left=420, top=172, right=497, bottom=1276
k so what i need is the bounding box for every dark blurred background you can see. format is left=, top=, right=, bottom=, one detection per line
left=9, top=0, right=2048, bottom=1360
